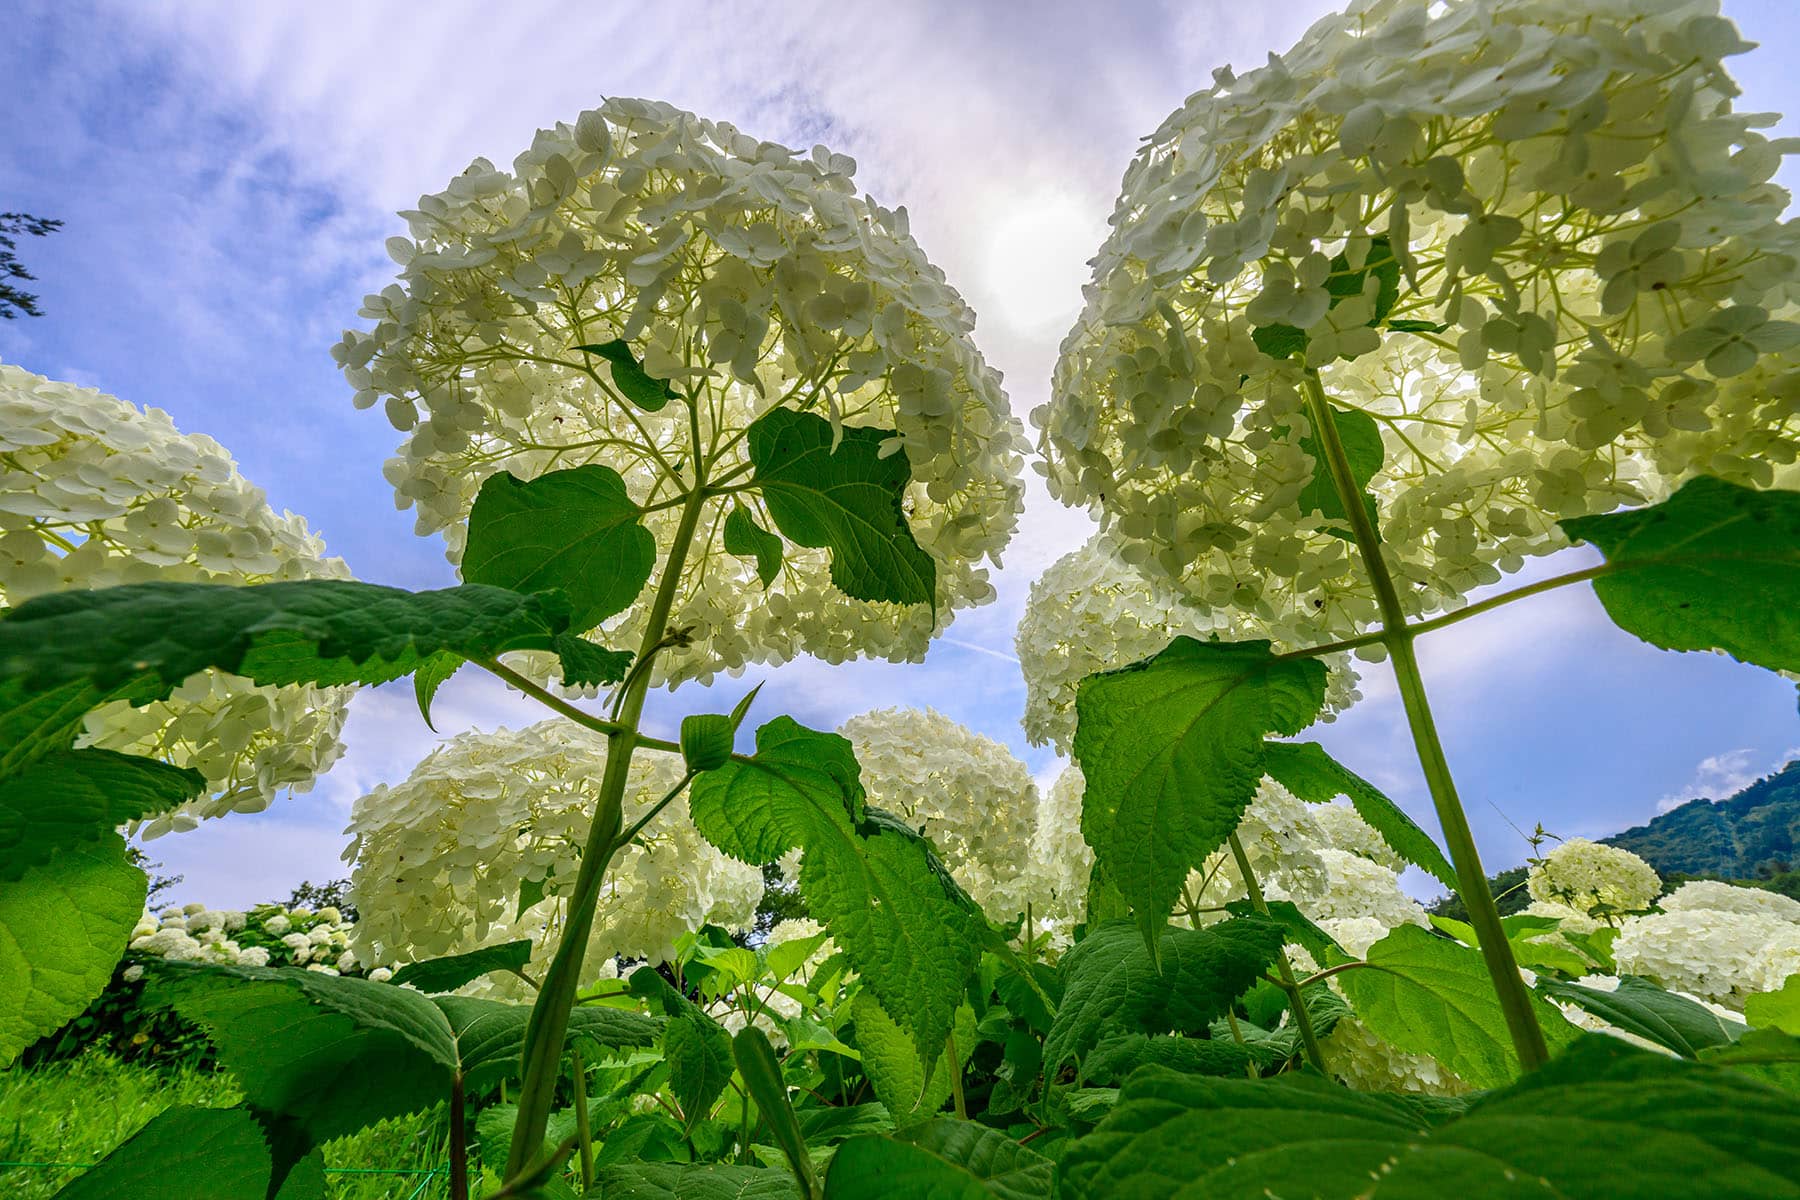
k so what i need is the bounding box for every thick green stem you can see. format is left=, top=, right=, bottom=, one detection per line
left=571, top=1048, right=594, bottom=1192
left=448, top=1073, right=468, bottom=1200
left=1301, top=370, right=1549, bottom=1072
left=1227, top=833, right=1328, bottom=1075
left=505, top=482, right=711, bottom=1179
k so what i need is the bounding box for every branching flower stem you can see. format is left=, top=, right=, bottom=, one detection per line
left=1302, top=368, right=1549, bottom=1072
left=504, top=415, right=714, bottom=1180
left=1226, top=833, right=1328, bottom=1075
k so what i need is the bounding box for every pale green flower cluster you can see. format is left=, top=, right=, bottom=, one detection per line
left=0, top=362, right=356, bottom=836
left=1526, top=837, right=1662, bottom=917
left=1320, top=1015, right=1473, bottom=1097
left=1613, top=880, right=1800, bottom=1007
left=1038, top=0, right=1800, bottom=633
left=1015, top=533, right=1361, bottom=752
left=345, top=720, right=764, bottom=992
left=126, top=902, right=365, bottom=972
left=334, top=98, right=1025, bottom=686
left=1022, top=765, right=1095, bottom=943
left=839, top=707, right=1040, bottom=920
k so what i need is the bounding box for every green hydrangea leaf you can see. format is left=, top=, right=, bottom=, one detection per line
left=680, top=713, right=736, bottom=773
left=0, top=580, right=570, bottom=699
left=462, top=465, right=655, bottom=634
left=0, top=749, right=204, bottom=880
left=1061, top=1036, right=1800, bottom=1199
left=795, top=1104, right=895, bottom=1145
left=53, top=1105, right=277, bottom=1200
left=1699, top=1027, right=1800, bottom=1095
left=1746, top=974, right=1800, bottom=1034
left=595, top=1162, right=800, bottom=1199
left=0, top=677, right=158, bottom=776
left=1337, top=924, right=1580, bottom=1089
left=851, top=993, right=975, bottom=1125
left=825, top=1117, right=1055, bottom=1200
left=747, top=408, right=935, bottom=606
left=1295, top=406, right=1383, bottom=541
left=576, top=339, right=680, bottom=412
left=724, top=503, right=784, bottom=589
left=1043, top=918, right=1285, bottom=1073
left=1261, top=741, right=1457, bottom=889
left=411, top=651, right=463, bottom=731
left=1222, top=898, right=1341, bottom=965
left=1250, top=323, right=1308, bottom=359
left=1560, top=476, right=1800, bottom=673
left=1540, top=975, right=1746, bottom=1059
left=555, top=634, right=634, bottom=688
left=627, top=966, right=736, bottom=1125
left=1080, top=1033, right=1256, bottom=1086
left=0, top=832, right=145, bottom=1066
left=1072, top=638, right=1326, bottom=943
left=434, top=994, right=660, bottom=1095
left=734, top=1027, right=819, bottom=1198
left=690, top=717, right=983, bottom=1057
left=390, top=939, right=533, bottom=994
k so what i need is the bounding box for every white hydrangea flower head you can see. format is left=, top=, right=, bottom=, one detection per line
left=838, top=707, right=1038, bottom=920
left=1661, top=879, right=1800, bottom=920
left=346, top=719, right=763, bottom=992
left=1320, top=1016, right=1471, bottom=1096
left=1526, top=837, right=1661, bottom=916
left=1018, top=764, right=1096, bottom=943
left=0, top=362, right=356, bottom=836
left=1038, top=0, right=1800, bottom=631
left=1316, top=916, right=1393, bottom=959
left=1613, top=906, right=1799, bottom=1008
left=336, top=99, right=1026, bottom=687
left=1016, top=533, right=1361, bottom=752
left=1288, top=848, right=1429, bottom=932
left=1309, top=801, right=1404, bottom=871
left=1197, top=780, right=1333, bottom=910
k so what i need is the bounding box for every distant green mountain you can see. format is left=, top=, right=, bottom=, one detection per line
left=1602, top=760, right=1800, bottom=879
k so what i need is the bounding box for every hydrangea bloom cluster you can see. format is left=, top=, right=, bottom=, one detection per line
left=345, top=720, right=763, bottom=989
left=1015, top=533, right=1360, bottom=752
left=1613, top=880, right=1800, bottom=1007
left=839, top=707, right=1039, bottom=918
left=0, top=362, right=355, bottom=835
left=125, top=902, right=367, bottom=975
left=334, top=99, right=1026, bottom=686
left=1022, top=765, right=1096, bottom=940
left=1320, top=1016, right=1472, bottom=1097
left=1526, top=838, right=1662, bottom=917
left=1037, top=0, right=1799, bottom=632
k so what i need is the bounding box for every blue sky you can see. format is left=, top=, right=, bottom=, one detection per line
left=3, top=0, right=1796, bottom=906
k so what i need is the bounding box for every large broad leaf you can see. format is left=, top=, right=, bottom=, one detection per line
left=689, top=717, right=983, bottom=1057
left=1561, top=477, right=1800, bottom=673
left=593, top=1162, right=799, bottom=1199
left=143, top=961, right=459, bottom=1178
left=1699, top=1027, right=1800, bottom=1095
left=390, top=939, right=533, bottom=994
left=1336, top=924, right=1578, bottom=1089
left=747, top=408, right=935, bottom=606
left=1294, top=406, right=1383, bottom=540
left=434, top=994, right=660, bottom=1094
left=0, top=677, right=159, bottom=776
left=462, top=465, right=655, bottom=634
left=825, top=1118, right=1055, bottom=1200
left=1541, top=975, right=1746, bottom=1059
left=0, top=580, right=570, bottom=699
left=1072, top=638, right=1326, bottom=941
left=734, top=1027, right=819, bottom=1198
left=555, top=633, right=634, bottom=687
left=1747, top=974, right=1800, bottom=1034
left=1080, top=1033, right=1255, bottom=1086
left=1042, top=918, right=1285, bottom=1072
left=627, top=966, right=735, bottom=1124
left=576, top=339, right=680, bottom=412
left=0, top=749, right=203, bottom=880
left=1061, top=1036, right=1800, bottom=1199
left=1261, top=741, right=1457, bottom=889
left=724, top=503, right=784, bottom=588
left=52, top=1105, right=277, bottom=1200
left=851, top=994, right=975, bottom=1126
left=0, top=832, right=144, bottom=1066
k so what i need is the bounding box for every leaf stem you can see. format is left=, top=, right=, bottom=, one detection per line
left=477, top=657, right=682, bottom=757
left=946, top=1027, right=968, bottom=1120
left=1223, top=1012, right=1260, bottom=1080
left=1301, top=369, right=1549, bottom=1072
left=610, top=770, right=698, bottom=853
left=1226, top=832, right=1329, bottom=1075
left=571, top=1048, right=595, bottom=1192
left=504, top=479, right=713, bottom=1180
left=448, top=1072, right=468, bottom=1200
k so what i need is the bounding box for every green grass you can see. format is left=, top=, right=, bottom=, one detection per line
left=0, top=1050, right=450, bottom=1198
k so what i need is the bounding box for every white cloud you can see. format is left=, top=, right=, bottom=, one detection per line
left=1655, top=746, right=1790, bottom=813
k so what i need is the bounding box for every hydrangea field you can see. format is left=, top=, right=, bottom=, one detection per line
left=4, top=0, right=1800, bottom=1196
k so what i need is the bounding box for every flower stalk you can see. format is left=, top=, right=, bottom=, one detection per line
left=1226, top=832, right=1329, bottom=1075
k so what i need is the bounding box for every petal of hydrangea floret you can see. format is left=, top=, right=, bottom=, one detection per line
left=1015, top=533, right=1360, bottom=752
left=1037, top=0, right=1800, bottom=630
left=344, top=720, right=763, bottom=994
left=1526, top=837, right=1661, bottom=917
left=839, top=707, right=1039, bottom=921
left=0, top=361, right=355, bottom=835
left=336, top=99, right=1026, bottom=686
